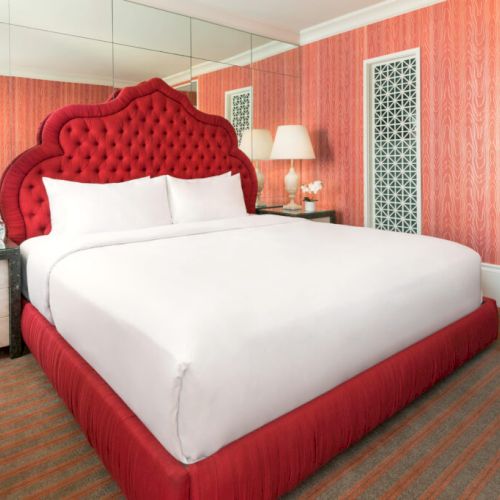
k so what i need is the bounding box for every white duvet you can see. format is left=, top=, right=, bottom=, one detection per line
left=21, top=215, right=481, bottom=464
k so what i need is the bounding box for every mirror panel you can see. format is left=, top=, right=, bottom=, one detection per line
left=114, top=45, right=191, bottom=88
left=8, top=25, right=113, bottom=166
left=171, top=80, right=197, bottom=108
left=0, top=22, right=8, bottom=75
left=10, top=25, right=113, bottom=86
left=251, top=35, right=300, bottom=77
left=0, top=1, right=301, bottom=188
left=192, top=58, right=252, bottom=145
left=9, top=0, right=112, bottom=41
left=112, top=0, right=190, bottom=57
left=0, top=21, right=12, bottom=170
left=251, top=69, right=301, bottom=206
left=191, top=18, right=251, bottom=67
left=0, top=0, right=8, bottom=23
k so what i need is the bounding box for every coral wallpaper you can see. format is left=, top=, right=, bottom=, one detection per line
left=301, top=0, right=499, bottom=264
left=0, top=0, right=497, bottom=266
left=195, top=0, right=498, bottom=264
left=195, top=52, right=301, bottom=206
left=0, top=76, right=112, bottom=171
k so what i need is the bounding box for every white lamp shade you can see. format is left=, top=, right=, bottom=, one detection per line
left=270, top=125, right=315, bottom=160
left=240, top=129, right=273, bottom=160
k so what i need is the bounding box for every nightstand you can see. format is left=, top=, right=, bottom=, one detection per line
left=0, top=241, right=22, bottom=358
left=256, top=206, right=336, bottom=223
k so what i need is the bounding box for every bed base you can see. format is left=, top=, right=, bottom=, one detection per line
left=21, top=299, right=498, bottom=499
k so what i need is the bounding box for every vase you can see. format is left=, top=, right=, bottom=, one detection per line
left=304, top=200, right=316, bottom=213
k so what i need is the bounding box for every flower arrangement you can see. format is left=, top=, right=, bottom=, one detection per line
left=300, top=180, right=323, bottom=202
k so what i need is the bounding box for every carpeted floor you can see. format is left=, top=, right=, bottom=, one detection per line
left=1, top=338, right=498, bottom=499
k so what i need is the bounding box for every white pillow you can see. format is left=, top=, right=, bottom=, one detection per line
left=166, top=173, right=248, bottom=223
left=43, top=176, right=172, bottom=234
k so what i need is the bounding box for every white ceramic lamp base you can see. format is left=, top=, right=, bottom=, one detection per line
left=283, top=160, right=300, bottom=211
left=283, top=200, right=301, bottom=211
left=254, top=161, right=266, bottom=208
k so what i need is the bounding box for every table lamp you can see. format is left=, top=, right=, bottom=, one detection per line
left=240, top=129, right=273, bottom=208
left=270, top=125, right=315, bottom=211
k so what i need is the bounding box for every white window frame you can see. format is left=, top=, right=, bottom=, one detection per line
left=363, top=47, right=421, bottom=233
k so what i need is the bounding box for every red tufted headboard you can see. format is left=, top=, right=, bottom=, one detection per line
left=0, top=78, right=257, bottom=244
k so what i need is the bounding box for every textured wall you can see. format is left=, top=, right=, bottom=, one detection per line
left=1, top=0, right=498, bottom=265
left=0, top=76, right=112, bottom=171
left=196, top=53, right=301, bottom=206
left=301, top=0, right=499, bottom=264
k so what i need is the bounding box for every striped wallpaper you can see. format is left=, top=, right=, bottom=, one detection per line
left=196, top=0, right=498, bottom=264
left=0, top=0, right=497, bottom=265
left=0, top=76, right=112, bottom=171
left=300, top=0, right=499, bottom=264
left=196, top=58, right=301, bottom=207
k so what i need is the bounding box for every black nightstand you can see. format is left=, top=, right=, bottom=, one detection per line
left=256, top=206, right=336, bottom=223
left=0, top=241, right=22, bottom=358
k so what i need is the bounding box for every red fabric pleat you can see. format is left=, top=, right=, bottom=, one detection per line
left=22, top=299, right=498, bottom=499
left=188, top=298, right=498, bottom=499
left=21, top=303, right=189, bottom=499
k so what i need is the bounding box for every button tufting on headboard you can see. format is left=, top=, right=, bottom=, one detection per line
left=0, top=78, right=257, bottom=244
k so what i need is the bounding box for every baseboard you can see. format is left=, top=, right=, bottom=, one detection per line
left=481, top=263, right=500, bottom=303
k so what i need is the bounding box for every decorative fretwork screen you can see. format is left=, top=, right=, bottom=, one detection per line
left=225, top=86, right=253, bottom=145
left=364, top=49, right=421, bottom=234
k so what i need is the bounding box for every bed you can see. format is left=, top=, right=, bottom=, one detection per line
left=0, top=77, right=497, bottom=499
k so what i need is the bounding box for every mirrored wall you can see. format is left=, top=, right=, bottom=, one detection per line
left=0, top=0, right=301, bottom=206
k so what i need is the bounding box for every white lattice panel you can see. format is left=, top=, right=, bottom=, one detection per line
left=225, top=87, right=252, bottom=145
left=369, top=54, right=420, bottom=234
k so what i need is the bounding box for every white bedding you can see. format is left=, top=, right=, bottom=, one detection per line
left=21, top=215, right=481, bottom=464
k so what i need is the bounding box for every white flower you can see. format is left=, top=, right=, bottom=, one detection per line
left=301, top=180, right=323, bottom=201
left=300, top=180, right=323, bottom=195
left=309, top=180, right=323, bottom=194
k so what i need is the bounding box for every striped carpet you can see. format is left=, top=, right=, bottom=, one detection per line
left=0, top=339, right=498, bottom=499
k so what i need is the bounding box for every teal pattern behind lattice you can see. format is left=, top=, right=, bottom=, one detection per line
left=372, top=56, right=419, bottom=234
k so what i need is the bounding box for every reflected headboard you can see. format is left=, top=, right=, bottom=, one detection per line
left=0, top=77, right=257, bottom=244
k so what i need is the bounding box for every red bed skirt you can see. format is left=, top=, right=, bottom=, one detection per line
left=21, top=299, right=498, bottom=499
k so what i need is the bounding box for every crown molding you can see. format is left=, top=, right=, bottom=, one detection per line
left=165, top=40, right=295, bottom=86
left=300, top=0, right=446, bottom=46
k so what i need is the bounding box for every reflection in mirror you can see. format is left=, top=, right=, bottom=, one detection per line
left=240, top=129, right=273, bottom=207
left=0, top=0, right=8, bottom=23
left=0, top=21, right=12, bottom=170
left=251, top=34, right=300, bottom=77
left=172, top=81, right=197, bottom=109
left=0, top=23, right=8, bottom=75
left=191, top=18, right=251, bottom=67
left=5, top=26, right=113, bottom=171
left=184, top=59, right=252, bottom=145
left=9, top=0, right=112, bottom=41
left=112, top=0, right=190, bottom=57
left=114, top=46, right=190, bottom=88
left=251, top=70, right=301, bottom=207
left=11, top=26, right=113, bottom=85
left=0, top=0, right=301, bottom=191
